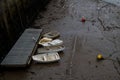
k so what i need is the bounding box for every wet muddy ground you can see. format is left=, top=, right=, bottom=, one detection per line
left=1, top=0, right=120, bottom=80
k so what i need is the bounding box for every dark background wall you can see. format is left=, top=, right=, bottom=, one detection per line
left=0, top=0, right=50, bottom=62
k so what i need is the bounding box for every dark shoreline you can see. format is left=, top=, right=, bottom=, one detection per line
left=0, top=0, right=50, bottom=63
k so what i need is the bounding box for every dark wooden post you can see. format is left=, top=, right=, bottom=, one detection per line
left=1, top=0, right=12, bottom=40
left=14, top=0, right=24, bottom=29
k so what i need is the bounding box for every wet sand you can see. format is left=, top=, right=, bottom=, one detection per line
left=1, top=0, right=120, bottom=80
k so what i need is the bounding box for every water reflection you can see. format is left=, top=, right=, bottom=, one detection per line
left=103, top=0, right=120, bottom=6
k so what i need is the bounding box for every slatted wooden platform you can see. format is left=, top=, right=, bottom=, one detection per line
left=1, top=28, right=42, bottom=67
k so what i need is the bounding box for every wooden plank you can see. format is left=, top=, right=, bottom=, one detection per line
left=1, top=28, right=42, bottom=67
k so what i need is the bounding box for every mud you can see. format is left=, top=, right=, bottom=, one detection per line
left=1, top=0, right=120, bottom=80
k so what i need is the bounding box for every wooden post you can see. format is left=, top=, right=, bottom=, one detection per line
left=21, top=0, right=27, bottom=26
left=6, top=0, right=12, bottom=20
left=1, top=0, right=12, bottom=40
left=13, top=0, right=24, bottom=29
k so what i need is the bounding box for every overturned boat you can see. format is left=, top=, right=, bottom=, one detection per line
left=39, top=39, right=63, bottom=47
left=42, top=31, right=60, bottom=39
left=37, top=45, right=65, bottom=53
left=32, top=52, right=60, bottom=63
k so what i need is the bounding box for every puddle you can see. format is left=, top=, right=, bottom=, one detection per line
left=103, top=0, right=120, bottom=6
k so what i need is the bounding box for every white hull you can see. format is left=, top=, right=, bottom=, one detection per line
left=37, top=45, right=65, bottom=53
left=32, top=52, right=60, bottom=63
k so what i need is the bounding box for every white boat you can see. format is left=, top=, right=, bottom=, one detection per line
left=39, top=39, right=63, bottom=47
left=37, top=45, right=65, bottom=53
left=32, top=52, right=60, bottom=63
left=38, top=37, right=52, bottom=45
left=43, top=31, right=60, bottom=39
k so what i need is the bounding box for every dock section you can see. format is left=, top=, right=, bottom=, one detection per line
left=1, top=28, right=42, bottom=67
